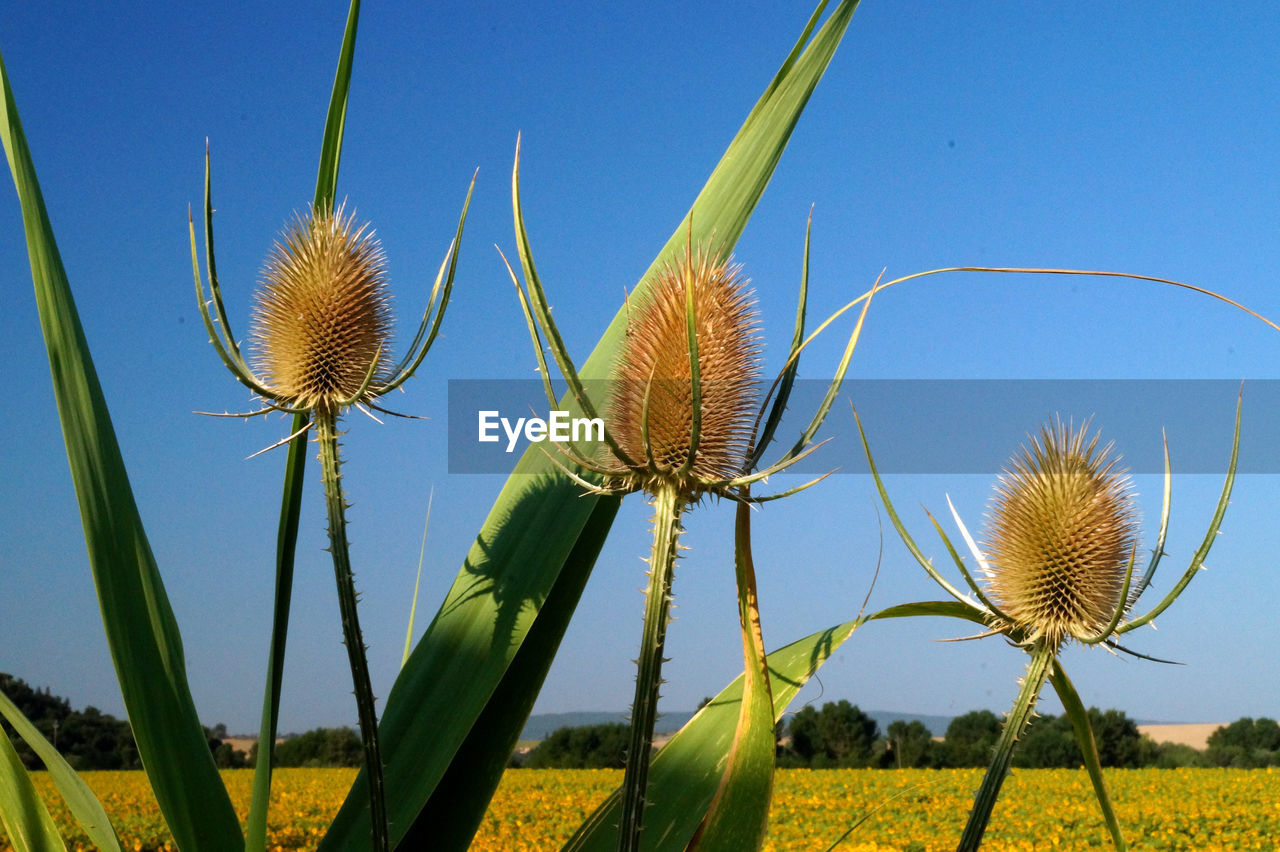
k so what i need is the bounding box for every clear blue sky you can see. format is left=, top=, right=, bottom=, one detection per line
left=2, top=2, right=1279, bottom=735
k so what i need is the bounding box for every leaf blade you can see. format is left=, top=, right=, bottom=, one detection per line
left=0, top=691, right=120, bottom=852
left=0, top=46, right=243, bottom=852
left=0, top=729, right=66, bottom=852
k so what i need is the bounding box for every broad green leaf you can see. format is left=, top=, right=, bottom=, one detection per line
left=321, top=1, right=862, bottom=847
left=0, top=48, right=243, bottom=852
left=563, top=615, right=862, bottom=852
left=685, top=502, right=776, bottom=852
left=394, top=497, right=621, bottom=851
left=0, top=731, right=65, bottom=852
left=247, top=4, right=362, bottom=850
left=0, top=692, right=120, bottom=852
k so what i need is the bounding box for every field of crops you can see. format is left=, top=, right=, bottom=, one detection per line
left=8, top=767, right=1277, bottom=851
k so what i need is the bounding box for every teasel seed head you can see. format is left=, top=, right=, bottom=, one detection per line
left=250, top=203, right=394, bottom=412
left=982, top=420, right=1140, bottom=648
left=606, top=249, right=762, bottom=495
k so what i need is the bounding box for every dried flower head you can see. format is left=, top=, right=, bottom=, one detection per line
left=982, top=420, right=1140, bottom=648
left=605, top=250, right=762, bottom=493
left=250, top=204, right=393, bottom=411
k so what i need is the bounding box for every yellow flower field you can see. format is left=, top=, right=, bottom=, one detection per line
left=6, top=767, right=1277, bottom=851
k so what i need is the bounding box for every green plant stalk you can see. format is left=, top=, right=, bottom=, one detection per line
left=956, top=641, right=1055, bottom=852
left=316, top=409, right=388, bottom=852
left=618, top=484, right=684, bottom=852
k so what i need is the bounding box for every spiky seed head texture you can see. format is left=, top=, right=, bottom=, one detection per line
left=606, top=250, right=762, bottom=493
left=981, top=420, right=1140, bottom=648
left=250, top=204, right=393, bottom=411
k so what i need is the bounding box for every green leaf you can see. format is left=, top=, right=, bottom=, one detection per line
left=1049, top=664, right=1126, bottom=851
left=314, top=0, right=360, bottom=213
left=684, top=502, right=776, bottom=852
left=248, top=5, right=362, bottom=850
left=395, top=496, right=621, bottom=851
left=0, top=47, right=243, bottom=852
left=320, top=1, right=862, bottom=847
left=0, top=730, right=65, bottom=852
left=0, top=692, right=120, bottom=852
left=563, top=615, right=862, bottom=852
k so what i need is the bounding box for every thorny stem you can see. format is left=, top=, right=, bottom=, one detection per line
left=618, top=483, right=684, bottom=852
left=316, top=409, right=388, bottom=852
left=956, top=640, right=1055, bottom=852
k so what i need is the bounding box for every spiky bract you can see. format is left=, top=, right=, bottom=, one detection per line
left=606, top=250, right=762, bottom=495
left=982, top=420, right=1140, bottom=648
left=250, top=204, right=393, bottom=411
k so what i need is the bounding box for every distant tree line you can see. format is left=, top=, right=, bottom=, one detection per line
left=1, top=673, right=141, bottom=771
left=1, top=673, right=366, bottom=771
left=510, top=700, right=1280, bottom=770
left=517, top=723, right=630, bottom=769
left=257, top=726, right=364, bottom=768
left=783, top=703, right=1280, bottom=769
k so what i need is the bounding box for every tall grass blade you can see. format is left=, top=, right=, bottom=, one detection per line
left=0, top=730, right=64, bottom=852
left=0, top=692, right=120, bottom=852
left=320, top=2, right=861, bottom=847
left=0, top=47, right=243, bottom=852
left=248, top=3, right=361, bottom=849
left=314, top=0, right=360, bottom=214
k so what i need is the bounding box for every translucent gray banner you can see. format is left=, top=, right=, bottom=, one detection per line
left=447, top=379, right=1261, bottom=475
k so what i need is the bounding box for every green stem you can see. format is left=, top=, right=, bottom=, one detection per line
left=617, top=484, right=684, bottom=852
left=316, top=409, right=388, bottom=852
left=956, top=641, right=1055, bottom=852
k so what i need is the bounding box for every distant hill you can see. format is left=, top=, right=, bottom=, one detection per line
left=521, top=711, right=694, bottom=741
left=522, top=709, right=955, bottom=741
